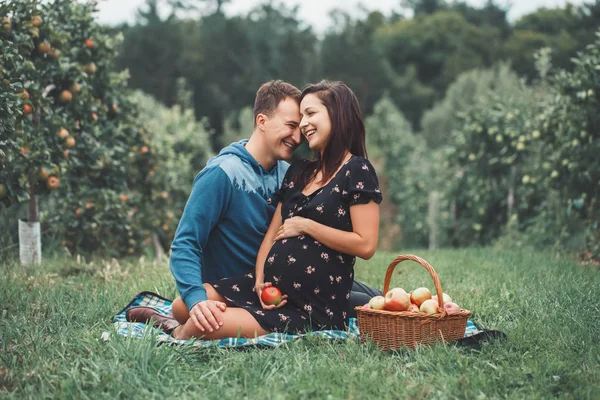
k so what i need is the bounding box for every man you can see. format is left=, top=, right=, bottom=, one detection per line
left=127, top=80, right=381, bottom=333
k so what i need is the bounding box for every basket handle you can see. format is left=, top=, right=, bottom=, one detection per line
left=383, top=254, right=445, bottom=310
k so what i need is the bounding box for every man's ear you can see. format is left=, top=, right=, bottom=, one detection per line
left=256, top=113, right=267, bottom=131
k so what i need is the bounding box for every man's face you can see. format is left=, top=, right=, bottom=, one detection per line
left=263, top=97, right=301, bottom=161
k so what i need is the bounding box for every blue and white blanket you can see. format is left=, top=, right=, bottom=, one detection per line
left=105, top=291, right=482, bottom=348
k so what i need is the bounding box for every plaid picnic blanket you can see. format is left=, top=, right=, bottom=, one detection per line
left=104, top=291, right=483, bottom=348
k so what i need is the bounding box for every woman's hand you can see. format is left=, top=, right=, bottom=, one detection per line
left=273, top=216, right=309, bottom=241
left=255, top=281, right=288, bottom=310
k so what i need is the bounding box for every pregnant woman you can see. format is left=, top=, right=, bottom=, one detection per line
left=170, top=81, right=382, bottom=340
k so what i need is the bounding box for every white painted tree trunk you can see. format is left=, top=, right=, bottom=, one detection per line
left=19, top=219, right=41, bottom=265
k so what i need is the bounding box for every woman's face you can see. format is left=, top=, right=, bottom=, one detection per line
left=299, top=93, right=332, bottom=155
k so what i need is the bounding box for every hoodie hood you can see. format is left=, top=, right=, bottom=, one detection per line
left=208, top=139, right=287, bottom=200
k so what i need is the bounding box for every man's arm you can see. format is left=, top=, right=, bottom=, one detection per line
left=170, top=167, right=232, bottom=311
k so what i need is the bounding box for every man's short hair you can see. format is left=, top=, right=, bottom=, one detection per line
left=253, top=80, right=301, bottom=126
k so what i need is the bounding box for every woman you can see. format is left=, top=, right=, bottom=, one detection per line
left=170, top=81, right=382, bottom=340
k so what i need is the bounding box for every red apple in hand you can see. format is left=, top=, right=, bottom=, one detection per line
left=443, top=302, right=461, bottom=314
left=261, top=287, right=282, bottom=306
left=410, top=287, right=432, bottom=306
left=384, top=288, right=410, bottom=311
left=368, top=295, right=386, bottom=310
left=420, top=299, right=439, bottom=315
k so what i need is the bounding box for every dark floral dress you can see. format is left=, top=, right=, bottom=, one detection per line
left=207, top=156, right=382, bottom=333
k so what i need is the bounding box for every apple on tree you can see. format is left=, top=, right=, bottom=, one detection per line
left=46, top=176, right=59, bottom=190
left=57, top=128, right=69, bottom=139
left=59, top=90, right=72, bottom=103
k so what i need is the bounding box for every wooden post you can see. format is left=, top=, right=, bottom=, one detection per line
left=428, top=190, right=439, bottom=250
left=153, top=233, right=165, bottom=260
left=507, top=166, right=515, bottom=224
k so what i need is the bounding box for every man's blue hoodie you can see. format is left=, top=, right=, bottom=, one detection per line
left=170, top=140, right=289, bottom=310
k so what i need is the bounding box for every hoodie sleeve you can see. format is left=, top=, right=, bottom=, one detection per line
left=170, top=167, right=233, bottom=310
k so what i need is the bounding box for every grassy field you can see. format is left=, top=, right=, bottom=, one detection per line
left=1, top=248, right=599, bottom=399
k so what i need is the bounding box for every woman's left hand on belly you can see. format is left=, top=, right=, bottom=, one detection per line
left=274, top=216, right=309, bottom=241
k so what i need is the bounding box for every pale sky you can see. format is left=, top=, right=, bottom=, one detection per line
left=95, top=0, right=588, bottom=31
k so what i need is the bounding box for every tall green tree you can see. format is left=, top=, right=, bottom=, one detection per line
left=116, top=0, right=188, bottom=106
left=375, top=11, right=503, bottom=127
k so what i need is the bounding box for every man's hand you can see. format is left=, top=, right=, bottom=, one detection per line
left=189, top=300, right=227, bottom=333
left=273, top=216, right=309, bottom=241
left=255, top=281, right=288, bottom=310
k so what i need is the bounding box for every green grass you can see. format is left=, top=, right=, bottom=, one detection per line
left=1, top=248, right=599, bottom=399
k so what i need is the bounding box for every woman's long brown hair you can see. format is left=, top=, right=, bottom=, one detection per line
left=296, top=80, right=367, bottom=191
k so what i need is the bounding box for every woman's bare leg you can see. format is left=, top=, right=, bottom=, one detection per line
left=172, top=307, right=268, bottom=340
left=171, top=296, right=189, bottom=325
left=171, top=283, right=268, bottom=340
left=172, top=283, right=230, bottom=325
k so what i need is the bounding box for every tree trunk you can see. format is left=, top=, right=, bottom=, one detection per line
left=27, top=185, right=39, bottom=223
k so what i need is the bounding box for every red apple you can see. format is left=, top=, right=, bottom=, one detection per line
left=420, top=299, right=439, bottom=314
left=47, top=176, right=59, bottom=190
left=431, top=293, right=453, bottom=305
left=31, top=15, right=42, bottom=27
left=261, top=287, right=282, bottom=306
left=408, top=303, right=420, bottom=312
left=368, top=295, right=386, bottom=310
left=84, top=38, right=94, bottom=48
left=443, top=302, right=461, bottom=314
left=38, top=41, right=51, bottom=54
left=57, top=127, right=69, bottom=139
left=38, top=167, right=50, bottom=181
left=64, top=137, right=75, bottom=149
left=384, top=288, right=410, bottom=311
left=59, top=90, right=72, bottom=103
left=83, top=63, right=97, bottom=74
left=410, top=287, right=432, bottom=306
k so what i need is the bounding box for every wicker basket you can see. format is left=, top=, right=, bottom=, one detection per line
left=355, top=254, right=472, bottom=350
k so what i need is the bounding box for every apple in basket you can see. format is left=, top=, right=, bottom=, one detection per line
left=384, top=288, right=410, bottom=311
left=419, top=299, right=439, bottom=315
left=443, top=302, right=461, bottom=314
left=408, top=303, right=420, bottom=312
left=410, top=287, right=432, bottom=306
left=431, top=293, right=453, bottom=304
left=368, top=295, right=386, bottom=310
